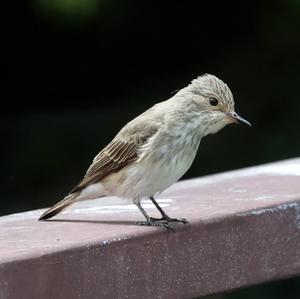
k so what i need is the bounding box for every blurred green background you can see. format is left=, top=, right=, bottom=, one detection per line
left=1, top=0, right=300, bottom=297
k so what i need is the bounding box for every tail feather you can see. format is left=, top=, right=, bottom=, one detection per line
left=39, top=193, right=79, bottom=221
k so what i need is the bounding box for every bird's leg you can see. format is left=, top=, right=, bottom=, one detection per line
left=135, top=201, right=173, bottom=230
left=149, top=196, right=188, bottom=224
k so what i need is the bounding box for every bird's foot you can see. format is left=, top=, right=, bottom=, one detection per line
left=136, top=220, right=175, bottom=231
left=150, top=216, right=188, bottom=224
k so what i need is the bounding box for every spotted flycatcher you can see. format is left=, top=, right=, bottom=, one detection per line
left=39, top=74, right=251, bottom=229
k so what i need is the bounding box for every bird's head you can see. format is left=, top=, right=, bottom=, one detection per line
left=182, top=74, right=251, bottom=136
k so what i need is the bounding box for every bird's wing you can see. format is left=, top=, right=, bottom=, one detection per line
left=70, top=123, right=159, bottom=194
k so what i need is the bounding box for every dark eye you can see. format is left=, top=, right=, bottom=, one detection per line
left=209, top=98, right=218, bottom=106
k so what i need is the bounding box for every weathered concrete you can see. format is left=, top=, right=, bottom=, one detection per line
left=1, top=158, right=300, bottom=299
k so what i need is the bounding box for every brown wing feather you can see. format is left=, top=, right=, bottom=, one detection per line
left=70, top=139, right=138, bottom=193
left=69, top=112, right=161, bottom=194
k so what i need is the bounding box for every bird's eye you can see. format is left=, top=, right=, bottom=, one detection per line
left=209, top=98, right=218, bottom=106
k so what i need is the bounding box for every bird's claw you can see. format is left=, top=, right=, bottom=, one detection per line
left=136, top=220, right=175, bottom=231
left=150, top=216, right=188, bottom=224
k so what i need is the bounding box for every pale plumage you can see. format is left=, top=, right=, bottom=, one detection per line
left=39, top=74, right=251, bottom=228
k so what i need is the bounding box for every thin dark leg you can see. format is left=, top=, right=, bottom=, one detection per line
left=149, top=196, right=188, bottom=224
left=136, top=201, right=151, bottom=222
left=135, top=201, right=173, bottom=230
left=149, top=196, right=168, bottom=218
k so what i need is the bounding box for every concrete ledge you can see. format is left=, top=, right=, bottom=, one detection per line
left=1, top=158, right=300, bottom=299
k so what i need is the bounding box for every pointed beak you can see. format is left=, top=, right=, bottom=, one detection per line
left=226, top=112, right=252, bottom=127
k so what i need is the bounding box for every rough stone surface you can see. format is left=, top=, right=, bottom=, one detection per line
left=1, top=158, right=300, bottom=299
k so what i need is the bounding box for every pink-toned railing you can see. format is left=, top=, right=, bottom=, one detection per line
left=1, top=158, right=300, bottom=299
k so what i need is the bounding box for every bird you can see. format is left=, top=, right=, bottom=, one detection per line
left=39, top=74, right=251, bottom=229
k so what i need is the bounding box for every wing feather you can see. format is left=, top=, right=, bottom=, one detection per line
left=70, top=124, right=159, bottom=194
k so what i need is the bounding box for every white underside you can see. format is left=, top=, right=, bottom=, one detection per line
left=79, top=150, right=198, bottom=203
left=79, top=135, right=201, bottom=202
left=104, top=148, right=198, bottom=201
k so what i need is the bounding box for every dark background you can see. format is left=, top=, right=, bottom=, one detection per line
left=1, top=0, right=300, bottom=297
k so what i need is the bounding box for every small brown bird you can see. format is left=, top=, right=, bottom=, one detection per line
left=39, top=74, right=251, bottom=228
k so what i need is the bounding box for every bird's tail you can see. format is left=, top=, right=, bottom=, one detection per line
left=39, top=193, right=79, bottom=221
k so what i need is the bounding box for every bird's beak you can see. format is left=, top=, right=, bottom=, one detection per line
left=226, top=112, right=252, bottom=127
